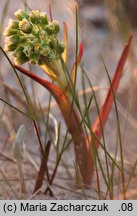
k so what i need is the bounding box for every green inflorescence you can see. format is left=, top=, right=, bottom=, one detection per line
left=4, top=9, right=65, bottom=65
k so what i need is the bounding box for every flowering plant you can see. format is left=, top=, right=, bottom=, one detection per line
left=4, top=8, right=132, bottom=189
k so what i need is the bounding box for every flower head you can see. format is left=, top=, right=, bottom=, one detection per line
left=4, top=9, right=65, bottom=65
left=4, top=9, right=83, bottom=97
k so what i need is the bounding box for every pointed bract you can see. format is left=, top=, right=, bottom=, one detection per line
left=89, top=35, right=133, bottom=148
left=62, top=22, right=68, bottom=63
left=71, top=42, right=84, bottom=84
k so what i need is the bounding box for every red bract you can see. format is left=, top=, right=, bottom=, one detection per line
left=89, top=35, right=133, bottom=148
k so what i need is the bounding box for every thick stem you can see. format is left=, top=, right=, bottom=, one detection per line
left=74, top=139, right=94, bottom=187
left=64, top=106, right=94, bottom=187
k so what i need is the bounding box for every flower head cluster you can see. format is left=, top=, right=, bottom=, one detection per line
left=4, top=9, right=65, bottom=65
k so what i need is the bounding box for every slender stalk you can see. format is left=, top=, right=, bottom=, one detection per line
left=32, top=120, right=44, bottom=157
left=44, top=153, right=61, bottom=194
left=95, top=166, right=101, bottom=200
left=34, top=140, right=51, bottom=193
left=49, top=4, right=53, bottom=22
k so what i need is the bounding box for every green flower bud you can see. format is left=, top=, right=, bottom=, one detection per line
left=50, top=39, right=65, bottom=54
left=29, top=10, right=39, bottom=24
left=8, top=34, right=26, bottom=44
left=42, top=46, right=55, bottom=62
left=4, top=35, right=20, bottom=51
left=14, top=46, right=28, bottom=65
left=53, top=21, right=60, bottom=33
left=39, top=45, right=51, bottom=56
left=23, top=43, right=34, bottom=57
left=14, top=9, right=29, bottom=21
left=29, top=10, right=48, bottom=25
left=4, top=19, right=19, bottom=36
left=29, top=52, right=40, bottom=64
left=4, top=42, right=17, bottom=52
left=45, top=23, right=55, bottom=35
left=19, top=19, right=32, bottom=33
left=4, top=28, right=19, bottom=36
left=8, top=35, right=20, bottom=43
left=38, top=12, right=48, bottom=25
left=44, top=21, right=60, bottom=35
left=6, top=19, right=19, bottom=30
left=48, top=50, right=55, bottom=62
left=57, top=41, right=65, bottom=54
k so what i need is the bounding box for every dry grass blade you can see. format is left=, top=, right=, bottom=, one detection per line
left=0, top=169, right=18, bottom=199
left=0, top=81, right=26, bottom=106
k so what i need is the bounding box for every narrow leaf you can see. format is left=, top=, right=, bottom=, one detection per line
left=70, top=42, right=84, bottom=84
